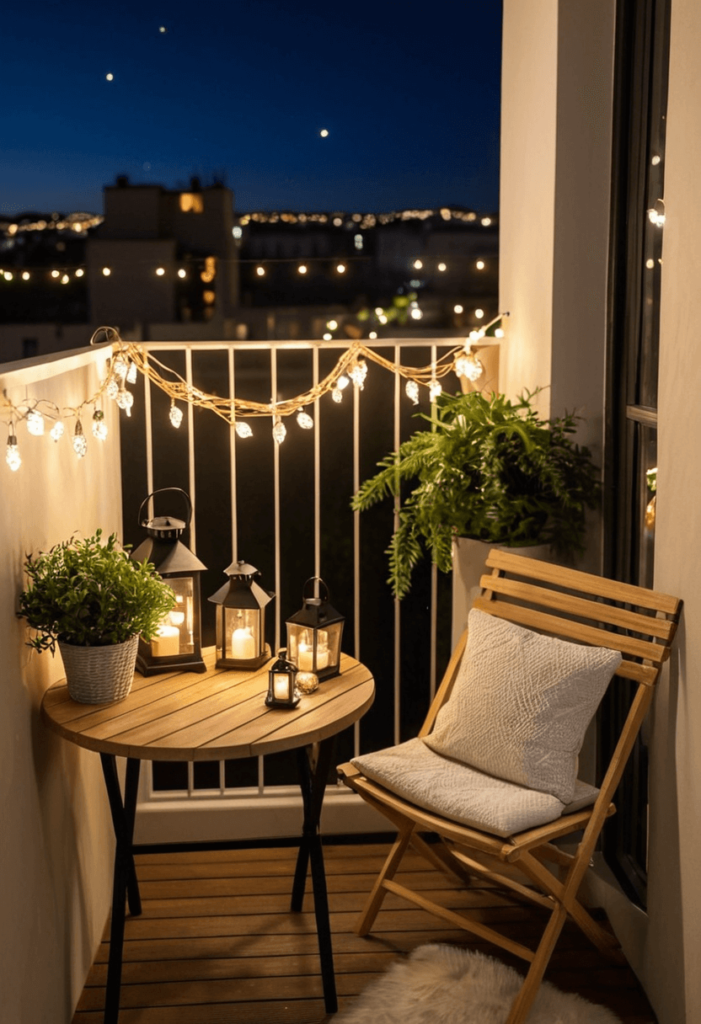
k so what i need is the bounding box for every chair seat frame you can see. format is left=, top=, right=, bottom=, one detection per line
left=338, top=548, right=681, bottom=1024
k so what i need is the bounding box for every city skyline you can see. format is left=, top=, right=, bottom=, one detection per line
left=0, top=1, right=502, bottom=217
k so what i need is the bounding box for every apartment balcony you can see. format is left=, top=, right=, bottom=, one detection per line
left=2, top=339, right=654, bottom=1024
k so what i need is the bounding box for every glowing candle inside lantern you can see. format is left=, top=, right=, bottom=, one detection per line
left=151, top=625, right=180, bottom=657
left=298, top=642, right=329, bottom=671
left=231, top=627, right=255, bottom=660
left=273, top=673, right=291, bottom=701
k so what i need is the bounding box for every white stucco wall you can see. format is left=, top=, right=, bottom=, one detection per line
left=0, top=346, right=122, bottom=1023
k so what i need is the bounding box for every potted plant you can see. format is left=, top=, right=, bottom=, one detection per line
left=18, top=529, right=176, bottom=703
left=352, top=389, right=600, bottom=600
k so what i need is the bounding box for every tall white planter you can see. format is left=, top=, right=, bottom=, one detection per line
left=451, top=538, right=550, bottom=649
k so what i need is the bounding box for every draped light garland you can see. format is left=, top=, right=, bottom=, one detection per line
left=1, top=315, right=506, bottom=470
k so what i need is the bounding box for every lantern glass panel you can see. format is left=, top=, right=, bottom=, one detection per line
left=287, top=622, right=342, bottom=673
left=150, top=576, right=194, bottom=657
left=217, top=606, right=263, bottom=661
left=272, top=671, right=294, bottom=702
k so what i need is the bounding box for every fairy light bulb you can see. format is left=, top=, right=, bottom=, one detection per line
left=405, top=380, right=420, bottom=405
left=92, top=409, right=108, bottom=441
left=50, top=419, right=64, bottom=442
left=297, top=410, right=314, bottom=429
left=235, top=420, right=253, bottom=438
left=455, top=349, right=484, bottom=382
left=73, top=420, right=87, bottom=458
left=126, top=361, right=138, bottom=384
left=26, top=409, right=45, bottom=436
left=113, top=355, right=128, bottom=378
left=6, top=433, right=21, bottom=471
left=332, top=387, right=343, bottom=403
left=337, top=374, right=350, bottom=390
left=429, top=379, right=442, bottom=402
left=349, top=360, right=368, bottom=389
left=116, top=388, right=134, bottom=416
left=169, top=402, right=183, bottom=428
left=106, top=379, right=119, bottom=400
left=272, top=417, right=287, bottom=445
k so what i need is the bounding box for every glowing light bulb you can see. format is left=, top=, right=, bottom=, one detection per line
left=106, top=73, right=114, bottom=81
left=178, top=268, right=187, bottom=278
left=475, top=308, right=485, bottom=319
left=651, top=154, right=661, bottom=166
left=297, top=411, right=314, bottom=430
left=369, top=331, right=378, bottom=339
left=495, top=327, right=504, bottom=338
left=272, top=418, right=286, bottom=445
left=332, top=388, right=343, bottom=403
left=106, top=379, right=119, bottom=400
left=429, top=379, right=442, bottom=402
left=320, top=128, right=329, bottom=137
left=413, top=259, right=423, bottom=270
left=26, top=409, right=45, bottom=436
left=349, top=361, right=368, bottom=389
left=476, top=260, right=485, bottom=270
left=92, top=410, right=108, bottom=441
left=336, top=263, right=346, bottom=273
left=50, top=420, right=64, bottom=442
left=51, top=270, right=60, bottom=279
left=410, top=307, right=423, bottom=320
left=102, top=267, right=111, bottom=276
left=298, top=264, right=308, bottom=274
left=481, top=217, right=492, bottom=226
left=169, top=402, right=183, bottom=428
left=405, top=380, right=420, bottom=405
left=21, top=271, right=30, bottom=281
left=235, top=420, right=253, bottom=438
left=113, top=355, right=128, bottom=378
left=323, top=332, right=332, bottom=340
left=256, top=266, right=265, bottom=276
left=73, top=421, right=87, bottom=458
left=455, top=350, right=484, bottom=382
left=75, top=268, right=84, bottom=278
left=326, top=320, right=338, bottom=330
left=6, top=434, right=21, bottom=471
left=126, top=361, right=138, bottom=384
left=3, top=272, right=13, bottom=281
left=116, top=388, right=134, bottom=416
left=438, top=262, right=447, bottom=272
left=156, top=267, right=165, bottom=276
left=61, top=274, right=69, bottom=284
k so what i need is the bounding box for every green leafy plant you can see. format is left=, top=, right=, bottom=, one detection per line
left=18, top=529, right=176, bottom=652
left=352, top=389, right=601, bottom=598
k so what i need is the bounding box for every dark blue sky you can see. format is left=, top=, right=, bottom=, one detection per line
left=0, top=1, right=502, bottom=217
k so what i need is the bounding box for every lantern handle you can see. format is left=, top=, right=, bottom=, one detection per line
left=302, top=576, right=330, bottom=602
left=138, top=487, right=192, bottom=529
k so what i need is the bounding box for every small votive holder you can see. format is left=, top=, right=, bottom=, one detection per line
left=296, top=671, right=319, bottom=695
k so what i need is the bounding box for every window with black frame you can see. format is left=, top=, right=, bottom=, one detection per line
left=602, top=0, right=670, bottom=908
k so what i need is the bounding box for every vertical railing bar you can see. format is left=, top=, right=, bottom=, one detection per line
left=313, top=346, right=321, bottom=577
left=144, top=371, right=154, bottom=504
left=187, top=761, right=195, bottom=797
left=228, top=347, right=238, bottom=562
left=219, top=760, right=226, bottom=795
left=393, top=344, right=402, bottom=747
left=271, top=348, right=281, bottom=655
left=429, top=344, right=439, bottom=700
left=185, top=348, right=197, bottom=551
left=258, top=756, right=265, bottom=795
left=353, top=375, right=361, bottom=756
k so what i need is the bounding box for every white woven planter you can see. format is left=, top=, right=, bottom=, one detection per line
left=59, top=635, right=139, bottom=704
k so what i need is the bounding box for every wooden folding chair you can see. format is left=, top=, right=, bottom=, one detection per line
left=338, top=548, right=682, bottom=1024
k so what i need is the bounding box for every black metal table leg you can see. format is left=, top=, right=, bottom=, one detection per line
left=292, top=738, right=338, bottom=1014
left=99, top=754, right=142, bottom=1024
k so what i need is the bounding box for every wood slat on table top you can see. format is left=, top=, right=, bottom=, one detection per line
left=41, top=651, right=374, bottom=761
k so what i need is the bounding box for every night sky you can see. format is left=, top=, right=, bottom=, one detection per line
left=1, top=1, right=502, bottom=217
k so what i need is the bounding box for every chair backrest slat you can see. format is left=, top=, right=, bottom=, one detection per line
left=479, top=573, right=676, bottom=642
left=484, top=549, right=680, bottom=616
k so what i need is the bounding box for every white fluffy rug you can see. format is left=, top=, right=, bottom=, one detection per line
left=335, top=944, right=622, bottom=1024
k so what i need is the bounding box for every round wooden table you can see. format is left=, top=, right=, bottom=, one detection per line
left=42, top=650, right=375, bottom=1023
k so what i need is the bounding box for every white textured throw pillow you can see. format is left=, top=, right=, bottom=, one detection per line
left=424, top=609, right=622, bottom=803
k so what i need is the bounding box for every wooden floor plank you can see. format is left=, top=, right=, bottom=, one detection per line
left=73, top=840, right=656, bottom=1024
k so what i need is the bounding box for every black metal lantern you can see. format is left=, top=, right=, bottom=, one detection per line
left=286, top=576, right=345, bottom=681
left=131, top=488, right=207, bottom=676
left=266, top=650, right=300, bottom=708
left=208, top=560, right=274, bottom=669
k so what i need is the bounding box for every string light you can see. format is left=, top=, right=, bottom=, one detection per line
left=429, top=379, right=442, bottom=401
left=73, top=420, right=87, bottom=458
left=105, top=379, right=119, bottom=400
left=26, top=409, right=45, bottom=436
left=297, top=410, right=314, bottom=429
left=92, top=409, right=108, bottom=441
left=50, top=419, right=64, bottom=442
left=235, top=420, right=253, bottom=438
left=332, top=388, right=343, bottom=403
left=272, top=417, right=286, bottom=445
left=349, top=360, right=368, bottom=389
left=405, top=380, right=420, bottom=405
left=169, top=401, right=183, bottom=428
left=6, top=429, right=21, bottom=471
left=126, top=361, right=138, bottom=384
left=116, top=387, right=134, bottom=416
left=455, top=348, right=484, bottom=382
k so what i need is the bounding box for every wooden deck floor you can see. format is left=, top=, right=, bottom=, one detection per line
left=73, top=840, right=656, bottom=1024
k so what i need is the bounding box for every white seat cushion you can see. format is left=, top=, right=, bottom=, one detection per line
left=424, top=609, right=622, bottom=803
left=351, top=737, right=599, bottom=838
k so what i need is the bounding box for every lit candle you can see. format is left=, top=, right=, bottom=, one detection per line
left=298, top=643, right=314, bottom=671
left=231, top=627, right=256, bottom=660
left=273, top=673, right=291, bottom=701
left=151, top=625, right=180, bottom=657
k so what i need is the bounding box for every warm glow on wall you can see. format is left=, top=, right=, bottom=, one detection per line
left=180, top=192, right=204, bottom=213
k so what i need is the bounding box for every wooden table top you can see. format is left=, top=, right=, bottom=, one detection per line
left=41, top=651, right=375, bottom=762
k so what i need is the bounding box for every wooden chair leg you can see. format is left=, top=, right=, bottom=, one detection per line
left=356, top=820, right=415, bottom=936
left=410, top=833, right=472, bottom=885
left=505, top=904, right=569, bottom=1024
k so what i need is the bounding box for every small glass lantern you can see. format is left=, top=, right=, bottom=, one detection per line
left=286, top=576, right=345, bottom=681
left=130, top=488, right=207, bottom=676
left=208, top=560, right=274, bottom=669
left=266, top=650, right=300, bottom=708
